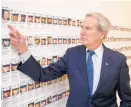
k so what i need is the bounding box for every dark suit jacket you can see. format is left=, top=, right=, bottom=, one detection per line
left=17, top=44, right=131, bottom=107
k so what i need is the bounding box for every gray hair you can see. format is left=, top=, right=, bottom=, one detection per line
left=85, top=12, right=111, bottom=35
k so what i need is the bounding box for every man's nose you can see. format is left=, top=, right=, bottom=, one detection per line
left=80, top=29, right=86, bottom=35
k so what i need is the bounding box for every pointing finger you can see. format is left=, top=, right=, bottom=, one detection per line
left=8, top=25, right=16, bottom=32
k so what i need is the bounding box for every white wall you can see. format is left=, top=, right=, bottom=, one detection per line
left=2, top=0, right=131, bottom=106
left=2, top=0, right=131, bottom=27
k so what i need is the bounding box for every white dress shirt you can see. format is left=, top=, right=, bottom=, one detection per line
left=86, top=44, right=104, bottom=95
left=19, top=44, right=104, bottom=95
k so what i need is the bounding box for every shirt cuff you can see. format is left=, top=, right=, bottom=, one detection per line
left=19, top=50, right=31, bottom=63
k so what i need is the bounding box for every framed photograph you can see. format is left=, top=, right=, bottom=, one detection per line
left=34, top=14, right=40, bottom=23
left=40, top=37, right=47, bottom=45
left=40, top=57, right=47, bottom=66
left=2, top=64, right=10, bottom=73
left=80, top=20, right=83, bottom=27
left=72, top=20, right=75, bottom=26
left=47, top=36, right=52, bottom=45
left=28, top=102, right=34, bottom=107
left=11, top=63, right=19, bottom=72
left=2, top=38, right=10, bottom=48
left=58, top=38, right=62, bottom=44
left=41, top=14, right=47, bottom=24
left=35, top=82, right=40, bottom=89
left=68, top=38, right=71, bottom=44
left=35, top=102, right=40, bottom=107
left=76, top=20, right=80, bottom=26
left=47, top=16, right=52, bottom=24
left=3, top=87, right=11, bottom=98
left=28, top=83, right=34, bottom=91
left=58, top=17, right=63, bottom=25
left=63, top=17, right=68, bottom=26
left=63, top=38, right=67, bottom=44
left=68, top=18, right=72, bottom=26
left=72, top=38, right=75, bottom=44
left=2, top=8, right=10, bottom=21
left=12, top=87, right=19, bottom=96
left=51, top=56, right=58, bottom=63
left=52, top=94, right=57, bottom=102
left=47, top=58, right=51, bottom=65
left=27, top=36, right=34, bottom=46
left=53, top=16, right=58, bottom=25
left=11, top=10, right=19, bottom=22
left=53, top=38, right=58, bottom=44
left=34, top=36, right=41, bottom=46
left=20, top=85, right=27, bottom=93
left=27, top=13, right=34, bottom=23
left=47, top=96, right=52, bottom=104
left=20, top=13, right=26, bottom=22
left=41, top=99, right=46, bottom=106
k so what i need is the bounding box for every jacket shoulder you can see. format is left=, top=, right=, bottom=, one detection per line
left=106, top=47, right=126, bottom=60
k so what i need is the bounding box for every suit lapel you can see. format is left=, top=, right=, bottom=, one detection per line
left=77, top=45, right=90, bottom=96
left=92, top=45, right=113, bottom=97
left=76, top=45, right=114, bottom=98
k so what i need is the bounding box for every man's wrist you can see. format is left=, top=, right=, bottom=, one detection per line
left=19, top=47, right=28, bottom=55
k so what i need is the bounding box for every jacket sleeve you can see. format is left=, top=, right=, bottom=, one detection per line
left=17, top=48, right=70, bottom=82
left=118, top=55, right=131, bottom=107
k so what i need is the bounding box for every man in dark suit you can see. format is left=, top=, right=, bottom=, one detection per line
left=8, top=12, right=131, bottom=107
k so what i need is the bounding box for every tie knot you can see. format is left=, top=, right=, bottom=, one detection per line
left=88, top=50, right=95, bottom=56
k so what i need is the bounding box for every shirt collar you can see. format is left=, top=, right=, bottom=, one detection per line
left=86, top=44, right=104, bottom=58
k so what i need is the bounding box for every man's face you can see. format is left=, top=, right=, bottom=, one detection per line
left=21, top=15, right=25, bottom=21
left=35, top=83, right=40, bottom=88
left=42, top=18, right=46, bottom=23
left=3, top=11, right=9, bottom=20
left=12, top=89, right=18, bottom=96
left=3, top=91, right=10, bottom=98
left=20, top=87, right=26, bottom=93
left=63, top=20, right=67, bottom=25
left=12, top=15, right=18, bottom=21
left=28, top=84, right=34, bottom=91
left=58, top=19, right=62, bottom=25
left=48, top=38, right=52, bottom=44
left=76, top=20, right=79, bottom=26
left=29, top=104, right=34, bottom=107
left=35, top=103, right=40, bottom=107
left=41, top=58, right=46, bottom=65
left=28, top=37, right=33, bottom=44
left=35, top=17, right=40, bottom=23
left=28, top=16, right=33, bottom=22
left=80, top=17, right=104, bottom=47
left=53, top=58, right=57, bottom=63
left=41, top=39, right=46, bottom=44
left=2, top=66, right=10, bottom=72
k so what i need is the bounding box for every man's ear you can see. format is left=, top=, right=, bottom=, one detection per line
left=100, top=31, right=107, bottom=40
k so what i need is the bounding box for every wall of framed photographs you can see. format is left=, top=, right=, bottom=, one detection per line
left=1, top=1, right=131, bottom=107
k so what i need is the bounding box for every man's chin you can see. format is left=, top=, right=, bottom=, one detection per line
left=81, top=42, right=88, bottom=46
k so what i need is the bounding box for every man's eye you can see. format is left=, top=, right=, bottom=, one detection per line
left=81, top=26, right=83, bottom=28
left=86, top=27, right=90, bottom=29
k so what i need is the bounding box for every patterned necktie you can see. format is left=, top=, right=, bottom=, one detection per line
left=86, top=50, right=95, bottom=97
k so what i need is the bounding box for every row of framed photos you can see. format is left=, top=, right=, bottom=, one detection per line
left=2, top=36, right=80, bottom=49
left=2, top=7, right=82, bottom=27
left=2, top=54, right=62, bottom=73
left=2, top=74, right=67, bottom=99
left=2, top=7, right=131, bottom=32
left=2, top=88, right=69, bottom=107
left=2, top=52, right=131, bottom=74
left=2, top=36, right=131, bottom=49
